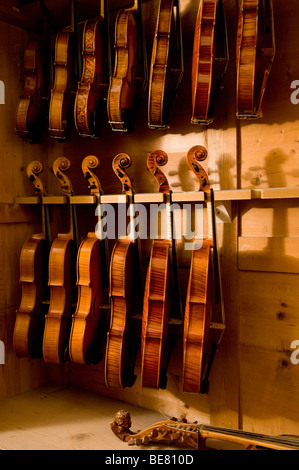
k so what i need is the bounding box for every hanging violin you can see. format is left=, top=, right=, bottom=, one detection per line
left=191, top=0, right=228, bottom=124
left=141, top=150, right=181, bottom=389
left=105, top=154, right=141, bottom=388
left=43, top=157, right=78, bottom=364
left=236, top=0, right=275, bottom=119
left=107, top=0, right=146, bottom=133
left=16, top=40, right=47, bottom=143
left=69, top=155, right=108, bottom=365
left=74, top=0, right=108, bottom=138
left=148, top=0, right=183, bottom=129
left=13, top=161, right=51, bottom=358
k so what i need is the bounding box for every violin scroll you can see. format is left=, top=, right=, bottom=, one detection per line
left=147, top=150, right=170, bottom=194
left=82, top=155, right=103, bottom=195
left=112, top=153, right=133, bottom=195
left=53, top=157, right=73, bottom=196
left=186, top=145, right=210, bottom=193
left=27, top=161, right=45, bottom=194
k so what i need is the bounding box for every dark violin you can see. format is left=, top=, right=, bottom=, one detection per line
left=16, top=40, right=47, bottom=143
left=148, top=0, right=183, bottom=129
left=107, top=0, right=146, bottom=133
left=43, top=157, right=78, bottom=364
left=191, top=0, right=228, bottom=124
left=236, top=0, right=275, bottom=119
left=69, top=155, right=108, bottom=365
left=13, top=161, right=50, bottom=358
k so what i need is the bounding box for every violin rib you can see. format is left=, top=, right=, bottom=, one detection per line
left=105, top=239, right=134, bottom=387
left=13, top=233, right=48, bottom=358
left=43, top=234, right=76, bottom=364
left=191, top=0, right=217, bottom=124
left=236, top=0, right=275, bottom=119
left=148, top=0, right=183, bottom=129
left=74, top=17, right=106, bottom=137
left=141, top=239, right=171, bottom=389
left=107, top=8, right=139, bottom=133
left=49, top=31, right=73, bottom=140
left=16, top=39, right=47, bottom=143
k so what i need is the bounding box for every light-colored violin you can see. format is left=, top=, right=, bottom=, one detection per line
left=43, top=157, right=78, bottom=364
left=13, top=161, right=51, bottom=358
left=105, top=154, right=141, bottom=388
left=49, top=30, right=74, bottom=140
left=69, top=155, right=108, bottom=365
left=141, top=150, right=181, bottom=389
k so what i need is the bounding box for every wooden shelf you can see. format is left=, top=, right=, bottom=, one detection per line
left=14, top=187, right=299, bottom=207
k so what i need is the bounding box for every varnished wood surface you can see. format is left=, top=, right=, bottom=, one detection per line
left=49, top=31, right=74, bottom=140
left=15, top=39, right=47, bottom=143
left=191, top=0, right=217, bottom=124
left=107, top=8, right=139, bottom=132
left=105, top=239, right=134, bottom=387
left=74, top=17, right=106, bottom=137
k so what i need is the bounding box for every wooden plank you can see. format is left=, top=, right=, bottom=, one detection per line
left=0, top=203, right=40, bottom=224
left=238, top=236, right=299, bottom=273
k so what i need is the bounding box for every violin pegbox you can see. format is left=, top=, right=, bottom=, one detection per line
left=52, top=157, right=73, bottom=197
left=186, top=145, right=210, bottom=194
left=112, top=153, right=134, bottom=196
left=27, top=161, right=45, bottom=195
left=147, top=150, right=170, bottom=195
left=82, top=155, right=103, bottom=195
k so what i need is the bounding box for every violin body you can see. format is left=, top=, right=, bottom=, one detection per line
left=141, top=239, right=171, bottom=389
left=13, top=233, right=48, bottom=358
left=236, top=0, right=275, bottom=118
left=43, top=157, right=77, bottom=364
left=148, top=0, right=183, bottom=129
left=75, top=17, right=106, bottom=137
left=191, top=0, right=217, bottom=124
left=107, top=8, right=139, bottom=132
left=69, top=233, right=105, bottom=364
left=105, top=153, right=139, bottom=388
left=16, top=39, right=47, bottom=143
left=182, top=145, right=213, bottom=393
left=43, top=234, right=76, bottom=363
left=49, top=31, right=73, bottom=140
left=182, top=240, right=212, bottom=393
left=105, top=238, right=135, bottom=387
left=13, top=161, right=49, bottom=359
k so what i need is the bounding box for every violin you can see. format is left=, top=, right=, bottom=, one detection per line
left=13, top=161, right=51, bottom=358
left=236, top=0, right=275, bottom=119
left=49, top=31, right=74, bottom=140
left=43, top=157, right=78, bottom=364
left=111, top=410, right=299, bottom=450
left=16, top=40, right=47, bottom=143
left=105, top=154, right=141, bottom=388
left=148, top=0, right=183, bottom=129
left=141, top=150, right=180, bottom=389
left=182, top=146, right=213, bottom=393
left=74, top=4, right=107, bottom=137
left=191, top=0, right=228, bottom=125
left=107, top=0, right=145, bottom=133
left=69, top=155, right=108, bottom=365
